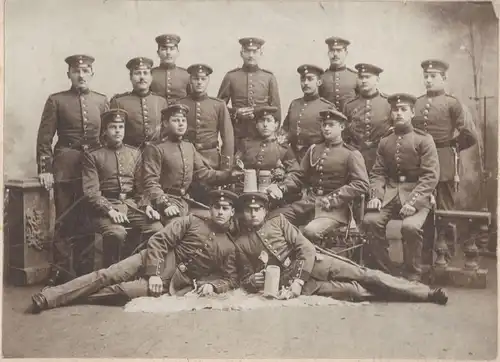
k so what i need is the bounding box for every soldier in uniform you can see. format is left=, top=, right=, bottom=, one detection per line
left=217, top=37, right=281, bottom=149
left=267, top=109, right=369, bottom=243
left=28, top=190, right=240, bottom=313
left=177, top=63, right=234, bottom=170
left=36, top=54, right=109, bottom=285
left=234, top=106, right=301, bottom=200
left=235, top=192, right=448, bottom=304
left=110, top=57, right=168, bottom=148
left=362, top=93, right=440, bottom=281
left=414, top=60, right=477, bottom=256
left=343, top=63, right=391, bottom=172
left=150, top=34, right=190, bottom=104
left=282, top=64, right=337, bottom=162
left=319, top=37, right=358, bottom=111
left=142, top=104, right=242, bottom=222
left=82, top=109, right=163, bottom=267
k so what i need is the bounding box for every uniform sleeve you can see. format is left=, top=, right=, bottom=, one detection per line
left=193, top=146, right=232, bottom=185
left=142, top=144, right=171, bottom=211
left=279, top=147, right=301, bottom=185
left=279, top=215, right=316, bottom=281
left=369, top=140, right=388, bottom=201
left=145, top=216, right=191, bottom=277
left=82, top=151, right=114, bottom=215
left=236, top=243, right=261, bottom=293
left=450, top=99, right=477, bottom=151
left=278, top=102, right=293, bottom=144
left=36, top=96, right=58, bottom=174
left=279, top=146, right=309, bottom=192
left=102, top=96, right=110, bottom=113
left=334, top=150, right=369, bottom=202
left=218, top=102, right=234, bottom=169
left=407, top=136, right=440, bottom=210
left=132, top=150, right=149, bottom=208
left=198, top=244, right=239, bottom=293
left=109, top=95, right=119, bottom=109
left=217, top=73, right=232, bottom=105
left=269, top=75, right=282, bottom=124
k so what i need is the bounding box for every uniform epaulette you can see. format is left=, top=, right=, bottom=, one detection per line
left=344, top=96, right=360, bottom=106
left=111, top=92, right=131, bottom=100
left=342, top=142, right=357, bottom=151
left=260, top=68, right=274, bottom=74
left=150, top=91, right=163, bottom=97
left=319, top=97, right=334, bottom=105
left=414, top=128, right=428, bottom=136
left=208, top=96, right=224, bottom=103
left=347, top=67, right=357, bottom=73
left=177, top=66, right=188, bottom=71
left=417, top=94, right=426, bottom=100
left=124, top=144, right=139, bottom=151
left=228, top=67, right=241, bottom=73
left=445, top=93, right=459, bottom=100
left=192, top=213, right=209, bottom=222
left=87, top=145, right=104, bottom=154
left=91, top=90, right=107, bottom=97
left=382, top=127, right=395, bottom=138
left=379, top=92, right=389, bottom=98
left=52, top=90, right=70, bottom=97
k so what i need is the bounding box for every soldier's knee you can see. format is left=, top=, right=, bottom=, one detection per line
left=401, top=221, right=420, bottom=237
left=303, top=225, right=321, bottom=242
left=362, top=213, right=384, bottom=229
left=102, top=225, right=127, bottom=242
left=148, top=221, right=163, bottom=234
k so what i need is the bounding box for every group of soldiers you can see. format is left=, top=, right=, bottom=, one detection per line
left=28, top=33, right=479, bottom=313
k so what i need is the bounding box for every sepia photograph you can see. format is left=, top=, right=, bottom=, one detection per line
left=2, top=0, right=499, bottom=359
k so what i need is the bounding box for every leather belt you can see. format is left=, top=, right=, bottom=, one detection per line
left=194, top=141, right=218, bottom=151
left=390, top=175, right=419, bottom=183
left=57, top=139, right=100, bottom=151
left=309, top=187, right=336, bottom=196
left=164, top=188, right=187, bottom=197
left=434, top=140, right=452, bottom=148
left=101, top=191, right=134, bottom=200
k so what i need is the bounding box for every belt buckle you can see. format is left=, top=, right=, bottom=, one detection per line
left=82, top=144, right=89, bottom=151
left=118, top=193, right=127, bottom=201
left=316, top=189, right=324, bottom=196
left=180, top=188, right=186, bottom=196
left=178, top=263, right=187, bottom=273
left=399, top=176, right=406, bottom=182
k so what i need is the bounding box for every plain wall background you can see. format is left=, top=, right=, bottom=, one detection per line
left=4, top=0, right=498, bottom=211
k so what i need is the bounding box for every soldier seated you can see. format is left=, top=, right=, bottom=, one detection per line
left=267, top=109, right=369, bottom=244
left=235, top=192, right=447, bottom=305
left=27, top=190, right=239, bottom=314
left=82, top=109, right=163, bottom=268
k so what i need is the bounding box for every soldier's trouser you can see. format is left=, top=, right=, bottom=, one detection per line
left=159, top=195, right=211, bottom=225
left=40, top=249, right=176, bottom=309
left=305, top=253, right=431, bottom=302
left=94, top=199, right=163, bottom=267
left=269, top=195, right=316, bottom=226
left=435, top=181, right=457, bottom=256
left=303, top=218, right=346, bottom=244
left=53, top=179, right=87, bottom=277
left=362, top=197, right=430, bottom=277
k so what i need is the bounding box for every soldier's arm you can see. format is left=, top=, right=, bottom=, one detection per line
left=269, top=75, right=282, bottom=124
left=334, top=150, right=369, bottom=202
left=82, top=151, right=114, bottom=215
left=369, top=141, right=388, bottom=201
left=144, top=216, right=190, bottom=277
left=280, top=146, right=301, bottom=185
left=132, top=150, right=149, bottom=208
left=142, top=144, right=171, bottom=211
left=450, top=99, right=477, bottom=151
left=279, top=215, right=315, bottom=282
left=277, top=146, right=309, bottom=193
left=193, top=146, right=232, bottom=185
left=278, top=103, right=293, bottom=145
left=36, top=96, right=58, bottom=174
left=109, top=95, right=119, bottom=109
left=217, top=73, right=231, bottom=105
left=407, top=136, right=440, bottom=210
left=218, top=103, right=235, bottom=169
left=197, top=245, right=239, bottom=293
left=235, top=244, right=261, bottom=293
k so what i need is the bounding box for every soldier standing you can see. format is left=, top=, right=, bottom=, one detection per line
left=282, top=64, right=337, bottom=162
left=82, top=109, right=163, bottom=267
left=142, top=104, right=242, bottom=221
left=267, top=109, right=369, bottom=242
left=343, top=63, right=391, bottom=173
left=235, top=192, right=447, bottom=304
left=319, top=37, right=358, bottom=111
left=110, top=57, right=167, bottom=148
left=28, top=190, right=239, bottom=313
left=217, top=37, right=281, bottom=148
left=362, top=93, right=440, bottom=281
left=36, top=54, right=109, bottom=285
left=150, top=34, right=190, bottom=105
left=413, top=60, right=477, bottom=256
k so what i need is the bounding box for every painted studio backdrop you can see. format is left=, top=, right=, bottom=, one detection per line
left=4, top=0, right=498, bottom=213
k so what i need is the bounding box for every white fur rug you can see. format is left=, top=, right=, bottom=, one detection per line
left=124, top=289, right=368, bottom=314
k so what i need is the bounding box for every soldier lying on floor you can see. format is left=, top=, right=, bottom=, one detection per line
left=26, top=190, right=240, bottom=314
left=234, top=191, right=448, bottom=304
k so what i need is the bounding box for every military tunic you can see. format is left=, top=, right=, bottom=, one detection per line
left=343, top=91, right=392, bottom=172
left=150, top=64, right=190, bottom=105
left=110, top=91, right=167, bottom=148
left=319, top=65, right=358, bottom=111
left=217, top=65, right=281, bottom=141
left=282, top=94, right=336, bottom=162
left=177, top=93, right=234, bottom=169
left=142, top=137, right=231, bottom=216
left=363, top=123, right=439, bottom=276
left=273, top=140, right=369, bottom=238
left=36, top=86, right=109, bottom=274
left=414, top=90, right=477, bottom=210
left=82, top=143, right=162, bottom=266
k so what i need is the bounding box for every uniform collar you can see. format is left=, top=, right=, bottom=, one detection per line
left=163, top=135, right=183, bottom=143
left=426, top=89, right=446, bottom=97
left=258, top=135, right=277, bottom=143
left=323, top=138, right=344, bottom=148
left=132, top=89, right=152, bottom=98
left=394, top=122, right=413, bottom=135
left=329, top=64, right=346, bottom=72
left=303, top=93, right=320, bottom=102
left=209, top=220, right=231, bottom=233
left=191, top=92, right=208, bottom=101
left=242, top=64, right=260, bottom=72
left=104, top=140, right=124, bottom=150
left=159, top=62, right=177, bottom=70
left=360, top=90, right=380, bottom=99
left=70, top=86, right=90, bottom=95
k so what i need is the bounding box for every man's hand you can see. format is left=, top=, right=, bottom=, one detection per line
left=148, top=275, right=163, bottom=297
left=319, top=197, right=331, bottom=210
left=289, top=279, right=303, bottom=298
left=277, top=281, right=302, bottom=300
left=197, top=283, right=215, bottom=297
left=399, top=203, right=417, bottom=218
left=267, top=184, right=283, bottom=200
left=108, top=209, right=130, bottom=224
left=164, top=205, right=181, bottom=218
left=235, top=107, right=255, bottom=120
left=230, top=169, right=244, bottom=181
left=38, top=173, right=54, bottom=190
left=250, top=271, right=265, bottom=289
left=145, top=205, right=161, bottom=221
left=329, top=195, right=342, bottom=208
left=367, top=198, right=382, bottom=211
